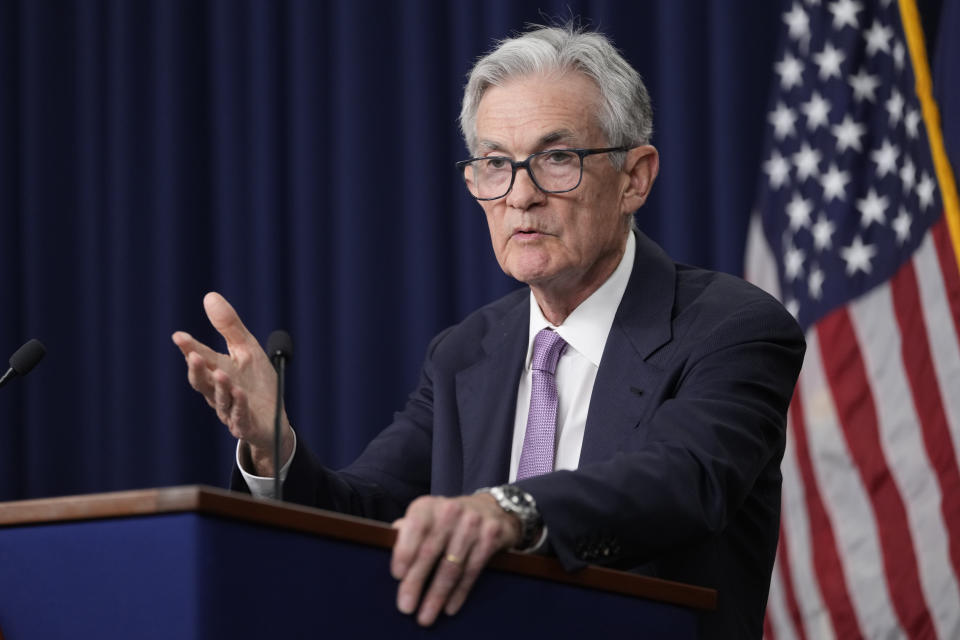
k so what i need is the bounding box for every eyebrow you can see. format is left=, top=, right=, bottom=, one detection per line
left=476, top=129, right=581, bottom=155
left=538, top=129, right=578, bottom=147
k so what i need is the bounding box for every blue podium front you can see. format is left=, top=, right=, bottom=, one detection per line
left=0, top=487, right=713, bottom=639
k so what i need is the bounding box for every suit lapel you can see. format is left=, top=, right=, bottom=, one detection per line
left=454, top=231, right=678, bottom=478
left=579, top=231, right=677, bottom=465
left=456, top=297, right=529, bottom=491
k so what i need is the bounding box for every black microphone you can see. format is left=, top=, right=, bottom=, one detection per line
left=0, top=339, right=46, bottom=389
left=266, top=330, right=293, bottom=501
left=266, top=331, right=293, bottom=366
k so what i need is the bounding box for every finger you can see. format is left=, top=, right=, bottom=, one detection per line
left=391, top=500, right=433, bottom=580
left=226, top=386, right=257, bottom=443
left=172, top=331, right=223, bottom=365
left=395, top=500, right=460, bottom=618
left=203, top=292, right=256, bottom=350
left=443, top=517, right=505, bottom=616
left=186, top=352, right=217, bottom=398
left=417, top=509, right=482, bottom=625
left=229, top=386, right=248, bottom=424
left=213, top=369, right=235, bottom=423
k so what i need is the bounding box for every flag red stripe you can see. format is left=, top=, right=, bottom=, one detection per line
left=890, top=257, right=960, bottom=589
left=817, top=310, right=936, bottom=639
left=764, top=608, right=775, bottom=640
left=787, top=385, right=862, bottom=638
left=777, top=517, right=808, bottom=640
left=931, top=216, right=960, bottom=340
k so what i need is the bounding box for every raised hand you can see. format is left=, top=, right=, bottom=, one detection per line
left=172, top=292, right=293, bottom=475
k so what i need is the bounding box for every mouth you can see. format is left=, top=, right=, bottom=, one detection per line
left=512, top=227, right=548, bottom=237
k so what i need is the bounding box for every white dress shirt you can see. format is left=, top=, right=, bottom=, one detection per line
left=509, top=231, right=635, bottom=480
left=238, top=429, right=296, bottom=498
left=242, top=232, right=636, bottom=496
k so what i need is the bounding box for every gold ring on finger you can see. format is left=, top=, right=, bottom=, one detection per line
left=445, top=553, right=463, bottom=565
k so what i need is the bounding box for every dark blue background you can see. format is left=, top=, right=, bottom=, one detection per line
left=0, top=0, right=950, bottom=500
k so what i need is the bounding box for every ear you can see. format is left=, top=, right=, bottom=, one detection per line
left=619, top=145, right=660, bottom=214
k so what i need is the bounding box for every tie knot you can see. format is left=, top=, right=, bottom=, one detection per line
left=531, top=328, right=567, bottom=374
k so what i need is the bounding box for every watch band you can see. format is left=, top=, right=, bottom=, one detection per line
left=477, top=484, right=544, bottom=551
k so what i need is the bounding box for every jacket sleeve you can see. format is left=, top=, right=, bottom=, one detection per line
left=230, top=327, right=454, bottom=523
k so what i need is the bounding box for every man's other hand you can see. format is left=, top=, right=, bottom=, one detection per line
left=390, top=493, right=521, bottom=626
left=172, top=292, right=293, bottom=475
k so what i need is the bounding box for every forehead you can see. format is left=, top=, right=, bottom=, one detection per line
left=475, top=71, right=604, bottom=152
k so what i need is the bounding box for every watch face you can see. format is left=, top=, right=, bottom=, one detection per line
left=499, top=487, right=532, bottom=520
left=492, top=486, right=543, bottom=551
left=501, top=486, right=525, bottom=506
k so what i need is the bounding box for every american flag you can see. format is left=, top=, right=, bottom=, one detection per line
left=744, top=0, right=960, bottom=638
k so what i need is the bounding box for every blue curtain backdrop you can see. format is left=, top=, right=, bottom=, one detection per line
left=1, top=0, right=796, bottom=500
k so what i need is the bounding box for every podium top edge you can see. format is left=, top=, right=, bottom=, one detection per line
left=0, top=485, right=717, bottom=611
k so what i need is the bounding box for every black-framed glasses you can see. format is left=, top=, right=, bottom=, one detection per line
left=456, top=146, right=634, bottom=201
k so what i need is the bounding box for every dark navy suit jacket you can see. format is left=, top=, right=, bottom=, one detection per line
left=233, top=231, right=805, bottom=639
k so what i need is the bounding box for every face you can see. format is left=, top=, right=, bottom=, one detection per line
left=473, top=72, right=650, bottom=305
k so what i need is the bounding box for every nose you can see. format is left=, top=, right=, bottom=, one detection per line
left=506, top=165, right=547, bottom=210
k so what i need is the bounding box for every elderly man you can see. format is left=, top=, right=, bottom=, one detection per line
left=174, top=25, right=804, bottom=639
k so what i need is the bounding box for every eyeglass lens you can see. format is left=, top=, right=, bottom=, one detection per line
left=463, top=150, right=581, bottom=199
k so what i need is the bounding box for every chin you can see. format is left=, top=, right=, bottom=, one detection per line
left=507, top=264, right=560, bottom=286
left=503, top=248, right=557, bottom=277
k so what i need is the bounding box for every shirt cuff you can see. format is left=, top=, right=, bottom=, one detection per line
left=236, top=428, right=298, bottom=499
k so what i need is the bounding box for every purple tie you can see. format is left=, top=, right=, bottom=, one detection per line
left=517, top=328, right=567, bottom=480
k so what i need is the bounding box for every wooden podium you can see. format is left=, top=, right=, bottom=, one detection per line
left=0, top=486, right=715, bottom=638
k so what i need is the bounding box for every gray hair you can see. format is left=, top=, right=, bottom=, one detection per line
left=459, top=24, right=654, bottom=161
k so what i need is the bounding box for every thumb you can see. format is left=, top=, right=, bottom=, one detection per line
left=203, top=292, right=256, bottom=348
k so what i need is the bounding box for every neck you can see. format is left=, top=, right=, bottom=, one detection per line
left=530, top=237, right=628, bottom=326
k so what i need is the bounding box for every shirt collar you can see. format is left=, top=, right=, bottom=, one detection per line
left=526, top=230, right=636, bottom=369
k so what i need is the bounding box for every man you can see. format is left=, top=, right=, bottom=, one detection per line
left=173, top=25, right=804, bottom=638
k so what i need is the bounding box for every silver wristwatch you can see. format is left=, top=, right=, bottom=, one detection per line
left=478, top=484, right=544, bottom=551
